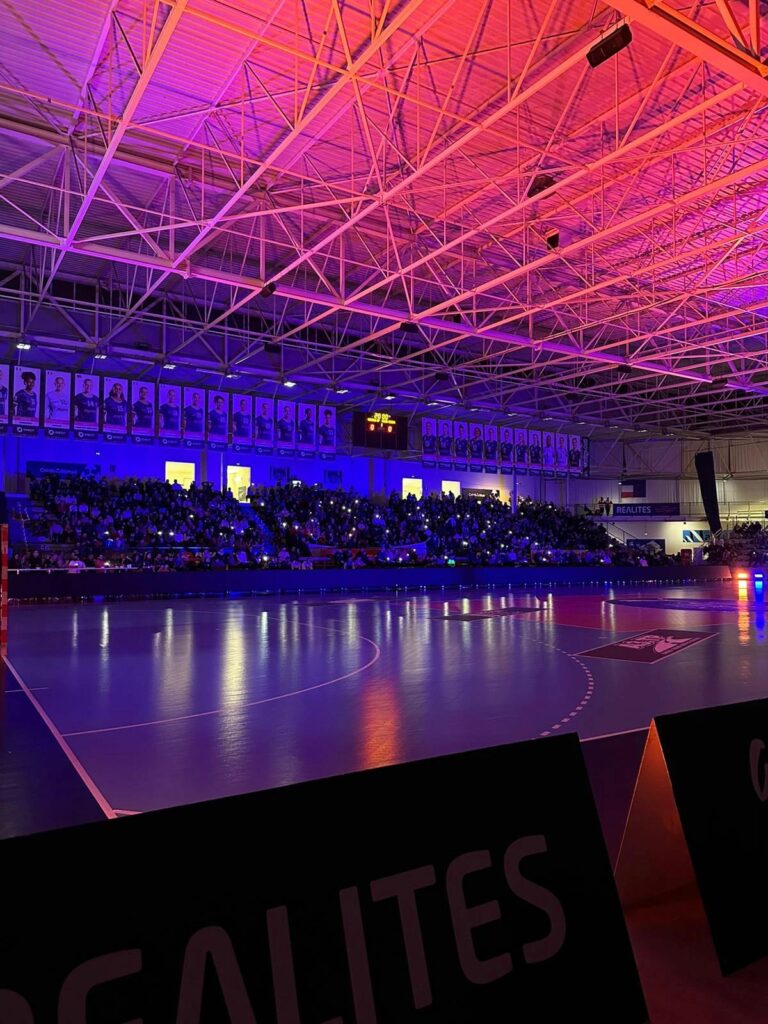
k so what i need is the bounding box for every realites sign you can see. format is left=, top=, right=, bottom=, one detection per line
left=0, top=735, right=647, bottom=1021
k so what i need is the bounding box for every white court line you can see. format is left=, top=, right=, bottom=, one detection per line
left=63, top=627, right=382, bottom=738
left=581, top=725, right=649, bottom=743
left=3, top=656, right=117, bottom=820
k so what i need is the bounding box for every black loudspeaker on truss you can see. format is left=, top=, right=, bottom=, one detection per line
left=694, top=450, right=722, bottom=534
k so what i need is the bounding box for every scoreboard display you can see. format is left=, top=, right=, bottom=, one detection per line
left=352, top=410, right=409, bottom=450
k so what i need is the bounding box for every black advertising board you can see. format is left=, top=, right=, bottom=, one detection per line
left=616, top=698, right=768, bottom=975
left=0, top=734, right=646, bottom=1022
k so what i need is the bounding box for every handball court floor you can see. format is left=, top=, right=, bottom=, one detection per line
left=1, top=579, right=765, bottom=840
left=5, top=579, right=768, bottom=1021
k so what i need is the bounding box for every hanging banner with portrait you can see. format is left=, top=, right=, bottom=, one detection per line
left=73, top=373, right=100, bottom=439
left=231, top=393, right=253, bottom=452
left=453, top=420, right=469, bottom=469
left=131, top=381, right=155, bottom=444
left=158, top=383, right=182, bottom=444
left=484, top=424, right=498, bottom=473
left=103, top=376, right=129, bottom=442
left=297, top=403, right=316, bottom=458
left=421, top=416, right=437, bottom=467
left=437, top=418, right=453, bottom=468
left=276, top=399, right=296, bottom=455
left=182, top=387, right=205, bottom=448
left=317, top=405, right=336, bottom=459
left=254, top=397, right=275, bottom=455
left=12, top=365, right=41, bottom=435
left=43, top=370, right=71, bottom=438
left=207, top=390, right=229, bottom=448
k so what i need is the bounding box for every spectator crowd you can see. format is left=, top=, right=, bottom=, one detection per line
left=11, top=473, right=674, bottom=572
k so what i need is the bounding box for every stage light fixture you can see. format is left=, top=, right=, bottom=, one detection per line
left=335, top=387, right=349, bottom=395
left=259, top=282, right=276, bottom=298
left=225, top=372, right=239, bottom=379
left=587, top=24, right=632, bottom=68
left=283, top=380, right=297, bottom=388
left=163, top=362, right=177, bottom=370
left=94, top=352, right=107, bottom=360
left=384, top=394, right=395, bottom=401
left=16, top=341, right=31, bottom=351
left=527, top=173, right=556, bottom=198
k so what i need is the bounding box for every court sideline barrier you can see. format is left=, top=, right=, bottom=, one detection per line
left=9, top=564, right=730, bottom=600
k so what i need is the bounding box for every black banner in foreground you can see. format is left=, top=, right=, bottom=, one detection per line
left=0, top=735, right=646, bottom=1022
left=616, top=698, right=768, bottom=975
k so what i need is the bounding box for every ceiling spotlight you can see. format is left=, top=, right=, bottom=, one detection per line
left=94, top=352, right=107, bottom=360
left=259, top=282, right=276, bottom=298
left=335, top=387, right=350, bottom=395
left=225, top=372, right=239, bottom=379
left=16, top=341, right=31, bottom=351
left=163, top=362, right=177, bottom=370
left=587, top=23, right=632, bottom=68
left=384, top=394, right=395, bottom=401
left=427, top=401, right=440, bottom=407
left=283, top=380, right=297, bottom=389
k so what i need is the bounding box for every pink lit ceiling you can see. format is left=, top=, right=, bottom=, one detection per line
left=1, top=0, right=768, bottom=434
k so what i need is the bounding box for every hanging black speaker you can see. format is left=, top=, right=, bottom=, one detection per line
left=694, top=451, right=722, bottom=534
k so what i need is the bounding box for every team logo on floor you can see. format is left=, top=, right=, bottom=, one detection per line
left=580, top=629, right=717, bottom=664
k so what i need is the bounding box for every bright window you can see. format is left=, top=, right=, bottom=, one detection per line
left=441, top=480, right=461, bottom=497
left=165, top=461, right=195, bottom=489
left=402, top=477, right=423, bottom=499
left=227, top=464, right=252, bottom=503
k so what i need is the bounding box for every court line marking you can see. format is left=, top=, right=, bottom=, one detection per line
left=582, top=726, right=649, bottom=743
left=62, top=626, right=382, bottom=738
left=3, top=686, right=49, bottom=693
left=3, top=655, right=117, bottom=820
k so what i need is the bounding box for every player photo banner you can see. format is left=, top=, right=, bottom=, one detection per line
left=582, top=437, right=591, bottom=477
left=276, top=399, right=296, bottom=454
left=0, top=364, right=9, bottom=429
left=499, top=426, right=514, bottom=474
left=131, top=381, right=155, bottom=444
left=542, top=430, right=556, bottom=475
left=207, top=390, right=229, bottom=448
left=157, top=383, right=182, bottom=444
left=484, top=425, right=498, bottom=472
left=518, top=425, right=528, bottom=468
left=297, top=403, right=316, bottom=459
left=43, top=370, right=71, bottom=438
left=469, top=424, right=484, bottom=471
left=555, top=433, right=569, bottom=476
left=231, top=394, right=253, bottom=452
left=317, top=405, right=336, bottom=459
left=103, top=376, right=128, bottom=442
left=453, top=420, right=468, bottom=469
left=182, top=387, right=205, bottom=448
left=568, top=435, right=583, bottom=475
left=73, top=373, right=100, bottom=439
left=528, top=429, right=542, bottom=473
left=254, top=397, right=275, bottom=454
left=12, top=365, right=40, bottom=435
left=421, top=417, right=437, bottom=466
left=437, top=418, right=453, bottom=468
